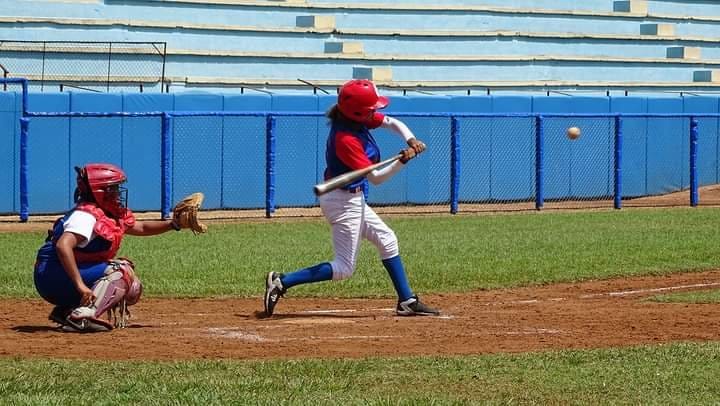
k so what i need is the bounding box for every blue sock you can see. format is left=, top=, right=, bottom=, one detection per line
left=382, top=255, right=414, bottom=301
left=280, top=262, right=333, bottom=289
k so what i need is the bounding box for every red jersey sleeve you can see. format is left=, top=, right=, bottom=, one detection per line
left=366, top=112, right=385, bottom=129
left=335, top=131, right=373, bottom=170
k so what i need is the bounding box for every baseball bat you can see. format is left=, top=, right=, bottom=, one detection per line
left=313, top=153, right=403, bottom=196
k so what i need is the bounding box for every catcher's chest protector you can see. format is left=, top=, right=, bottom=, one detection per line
left=72, top=203, right=136, bottom=262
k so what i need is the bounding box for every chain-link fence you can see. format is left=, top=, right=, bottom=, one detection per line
left=0, top=41, right=167, bottom=93
left=7, top=93, right=720, bottom=221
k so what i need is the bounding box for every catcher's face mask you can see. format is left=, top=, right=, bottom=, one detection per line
left=97, top=183, right=128, bottom=218
left=78, top=163, right=129, bottom=218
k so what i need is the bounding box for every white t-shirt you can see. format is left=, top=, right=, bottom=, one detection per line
left=63, top=210, right=97, bottom=248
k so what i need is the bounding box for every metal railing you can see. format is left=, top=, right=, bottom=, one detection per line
left=0, top=41, right=167, bottom=92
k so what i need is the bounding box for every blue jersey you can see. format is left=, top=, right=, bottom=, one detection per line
left=324, top=115, right=383, bottom=191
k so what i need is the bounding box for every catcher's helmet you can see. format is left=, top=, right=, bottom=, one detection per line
left=75, top=163, right=128, bottom=218
left=337, top=79, right=389, bottom=123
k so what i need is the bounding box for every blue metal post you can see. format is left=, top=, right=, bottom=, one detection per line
left=614, top=116, right=623, bottom=209
left=19, top=117, right=29, bottom=222
left=450, top=116, right=460, bottom=214
left=535, top=116, right=544, bottom=210
left=160, top=113, right=172, bottom=219
left=690, top=117, right=699, bottom=207
left=266, top=115, right=276, bottom=218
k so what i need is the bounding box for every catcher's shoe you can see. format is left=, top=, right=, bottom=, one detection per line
left=264, top=272, right=286, bottom=316
left=396, top=296, right=440, bottom=316
left=61, top=318, right=112, bottom=333
left=48, top=306, right=71, bottom=325
left=63, top=306, right=113, bottom=332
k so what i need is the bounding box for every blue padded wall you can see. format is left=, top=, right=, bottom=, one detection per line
left=8, top=93, right=720, bottom=215
left=172, top=94, right=224, bottom=209
left=450, top=96, right=493, bottom=202
left=382, top=96, right=454, bottom=205
left=222, top=94, right=272, bottom=209
left=492, top=96, right=535, bottom=201
left=647, top=98, right=685, bottom=195
left=270, top=95, right=321, bottom=208
left=123, top=94, right=174, bottom=212
left=610, top=97, right=647, bottom=198
left=26, top=93, right=71, bottom=213
left=0, top=92, right=18, bottom=213
left=684, top=97, right=720, bottom=187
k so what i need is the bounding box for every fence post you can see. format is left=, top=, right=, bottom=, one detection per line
left=266, top=115, right=276, bottom=218
left=690, top=117, right=699, bottom=207
left=450, top=116, right=460, bottom=214
left=535, top=115, right=544, bottom=210
left=19, top=117, right=30, bottom=222
left=614, top=115, right=623, bottom=209
left=160, top=113, right=172, bottom=219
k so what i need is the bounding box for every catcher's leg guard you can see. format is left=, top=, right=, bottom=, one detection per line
left=66, top=258, right=141, bottom=332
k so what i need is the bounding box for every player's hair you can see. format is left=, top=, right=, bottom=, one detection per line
left=73, top=167, right=96, bottom=204
left=326, top=104, right=363, bottom=131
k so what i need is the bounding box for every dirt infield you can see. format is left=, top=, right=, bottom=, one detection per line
left=2, top=271, right=719, bottom=360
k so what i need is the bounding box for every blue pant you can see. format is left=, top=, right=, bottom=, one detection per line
left=34, top=258, right=108, bottom=308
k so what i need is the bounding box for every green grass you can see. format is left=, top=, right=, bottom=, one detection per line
left=651, top=289, right=720, bottom=304
left=3, top=207, right=720, bottom=299
left=4, top=208, right=720, bottom=404
left=1, top=342, right=719, bottom=405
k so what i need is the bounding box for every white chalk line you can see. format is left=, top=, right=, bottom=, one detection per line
left=482, top=282, right=720, bottom=306
left=579, top=282, right=720, bottom=299
left=205, top=327, right=400, bottom=342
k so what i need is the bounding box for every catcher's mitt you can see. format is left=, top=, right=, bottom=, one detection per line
left=172, top=192, right=208, bottom=234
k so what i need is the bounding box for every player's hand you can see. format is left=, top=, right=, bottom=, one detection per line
left=407, top=138, right=426, bottom=154
left=77, top=284, right=95, bottom=306
left=399, top=147, right=417, bottom=164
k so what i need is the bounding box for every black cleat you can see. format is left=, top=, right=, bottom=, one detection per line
left=396, top=296, right=440, bottom=316
left=264, top=272, right=286, bottom=316
left=48, top=306, right=71, bottom=325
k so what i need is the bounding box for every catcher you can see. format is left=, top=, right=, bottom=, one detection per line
left=33, top=163, right=206, bottom=332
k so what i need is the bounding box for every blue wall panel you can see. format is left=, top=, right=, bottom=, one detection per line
left=492, top=96, right=535, bottom=201
left=223, top=94, right=272, bottom=209
left=533, top=97, right=573, bottom=199
left=26, top=93, right=72, bottom=212
left=404, top=96, right=453, bottom=205
left=450, top=97, right=492, bottom=202
left=568, top=97, right=612, bottom=199
left=172, top=94, right=223, bottom=208
left=69, top=94, right=124, bottom=210
left=375, top=96, right=453, bottom=205
left=647, top=98, right=685, bottom=195
left=611, top=97, right=647, bottom=197
left=271, top=95, right=320, bottom=207
left=122, top=94, right=174, bottom=211
left=0, top=92, right=17, bottom=213
left=7, top=93, right=720, bottom=215
left=684, top=97, right=720, bottom=187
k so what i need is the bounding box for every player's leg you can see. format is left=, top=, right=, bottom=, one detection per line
left=34, top=259, right=109, bottom=324
left=66, top=258, right=141, bottom=332
left=362, top=203, right=439, bottom=316
left=264, top=190, right=363, bottom=316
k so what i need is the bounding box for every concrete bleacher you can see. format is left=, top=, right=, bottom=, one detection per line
left=1, top=0, right=719, bottom=93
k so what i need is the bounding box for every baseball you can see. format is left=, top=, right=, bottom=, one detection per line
left=567, top=126, right=581, bottom=140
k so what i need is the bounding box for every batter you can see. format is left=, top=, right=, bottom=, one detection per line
left=264, top=79, right=440, bottom=317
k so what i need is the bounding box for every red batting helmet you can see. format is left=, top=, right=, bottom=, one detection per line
left=76, top=163, right=128, bottom=218
left=337, top=79, right=389, bottom=123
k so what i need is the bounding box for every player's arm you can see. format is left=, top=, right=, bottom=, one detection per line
left=126, top=219, right=177, bottom=236
left=335, top=132, right=406, bottom=186
left=381, top=115, right=427, bottom=154
left=55, top=232, right=95, bottom=306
